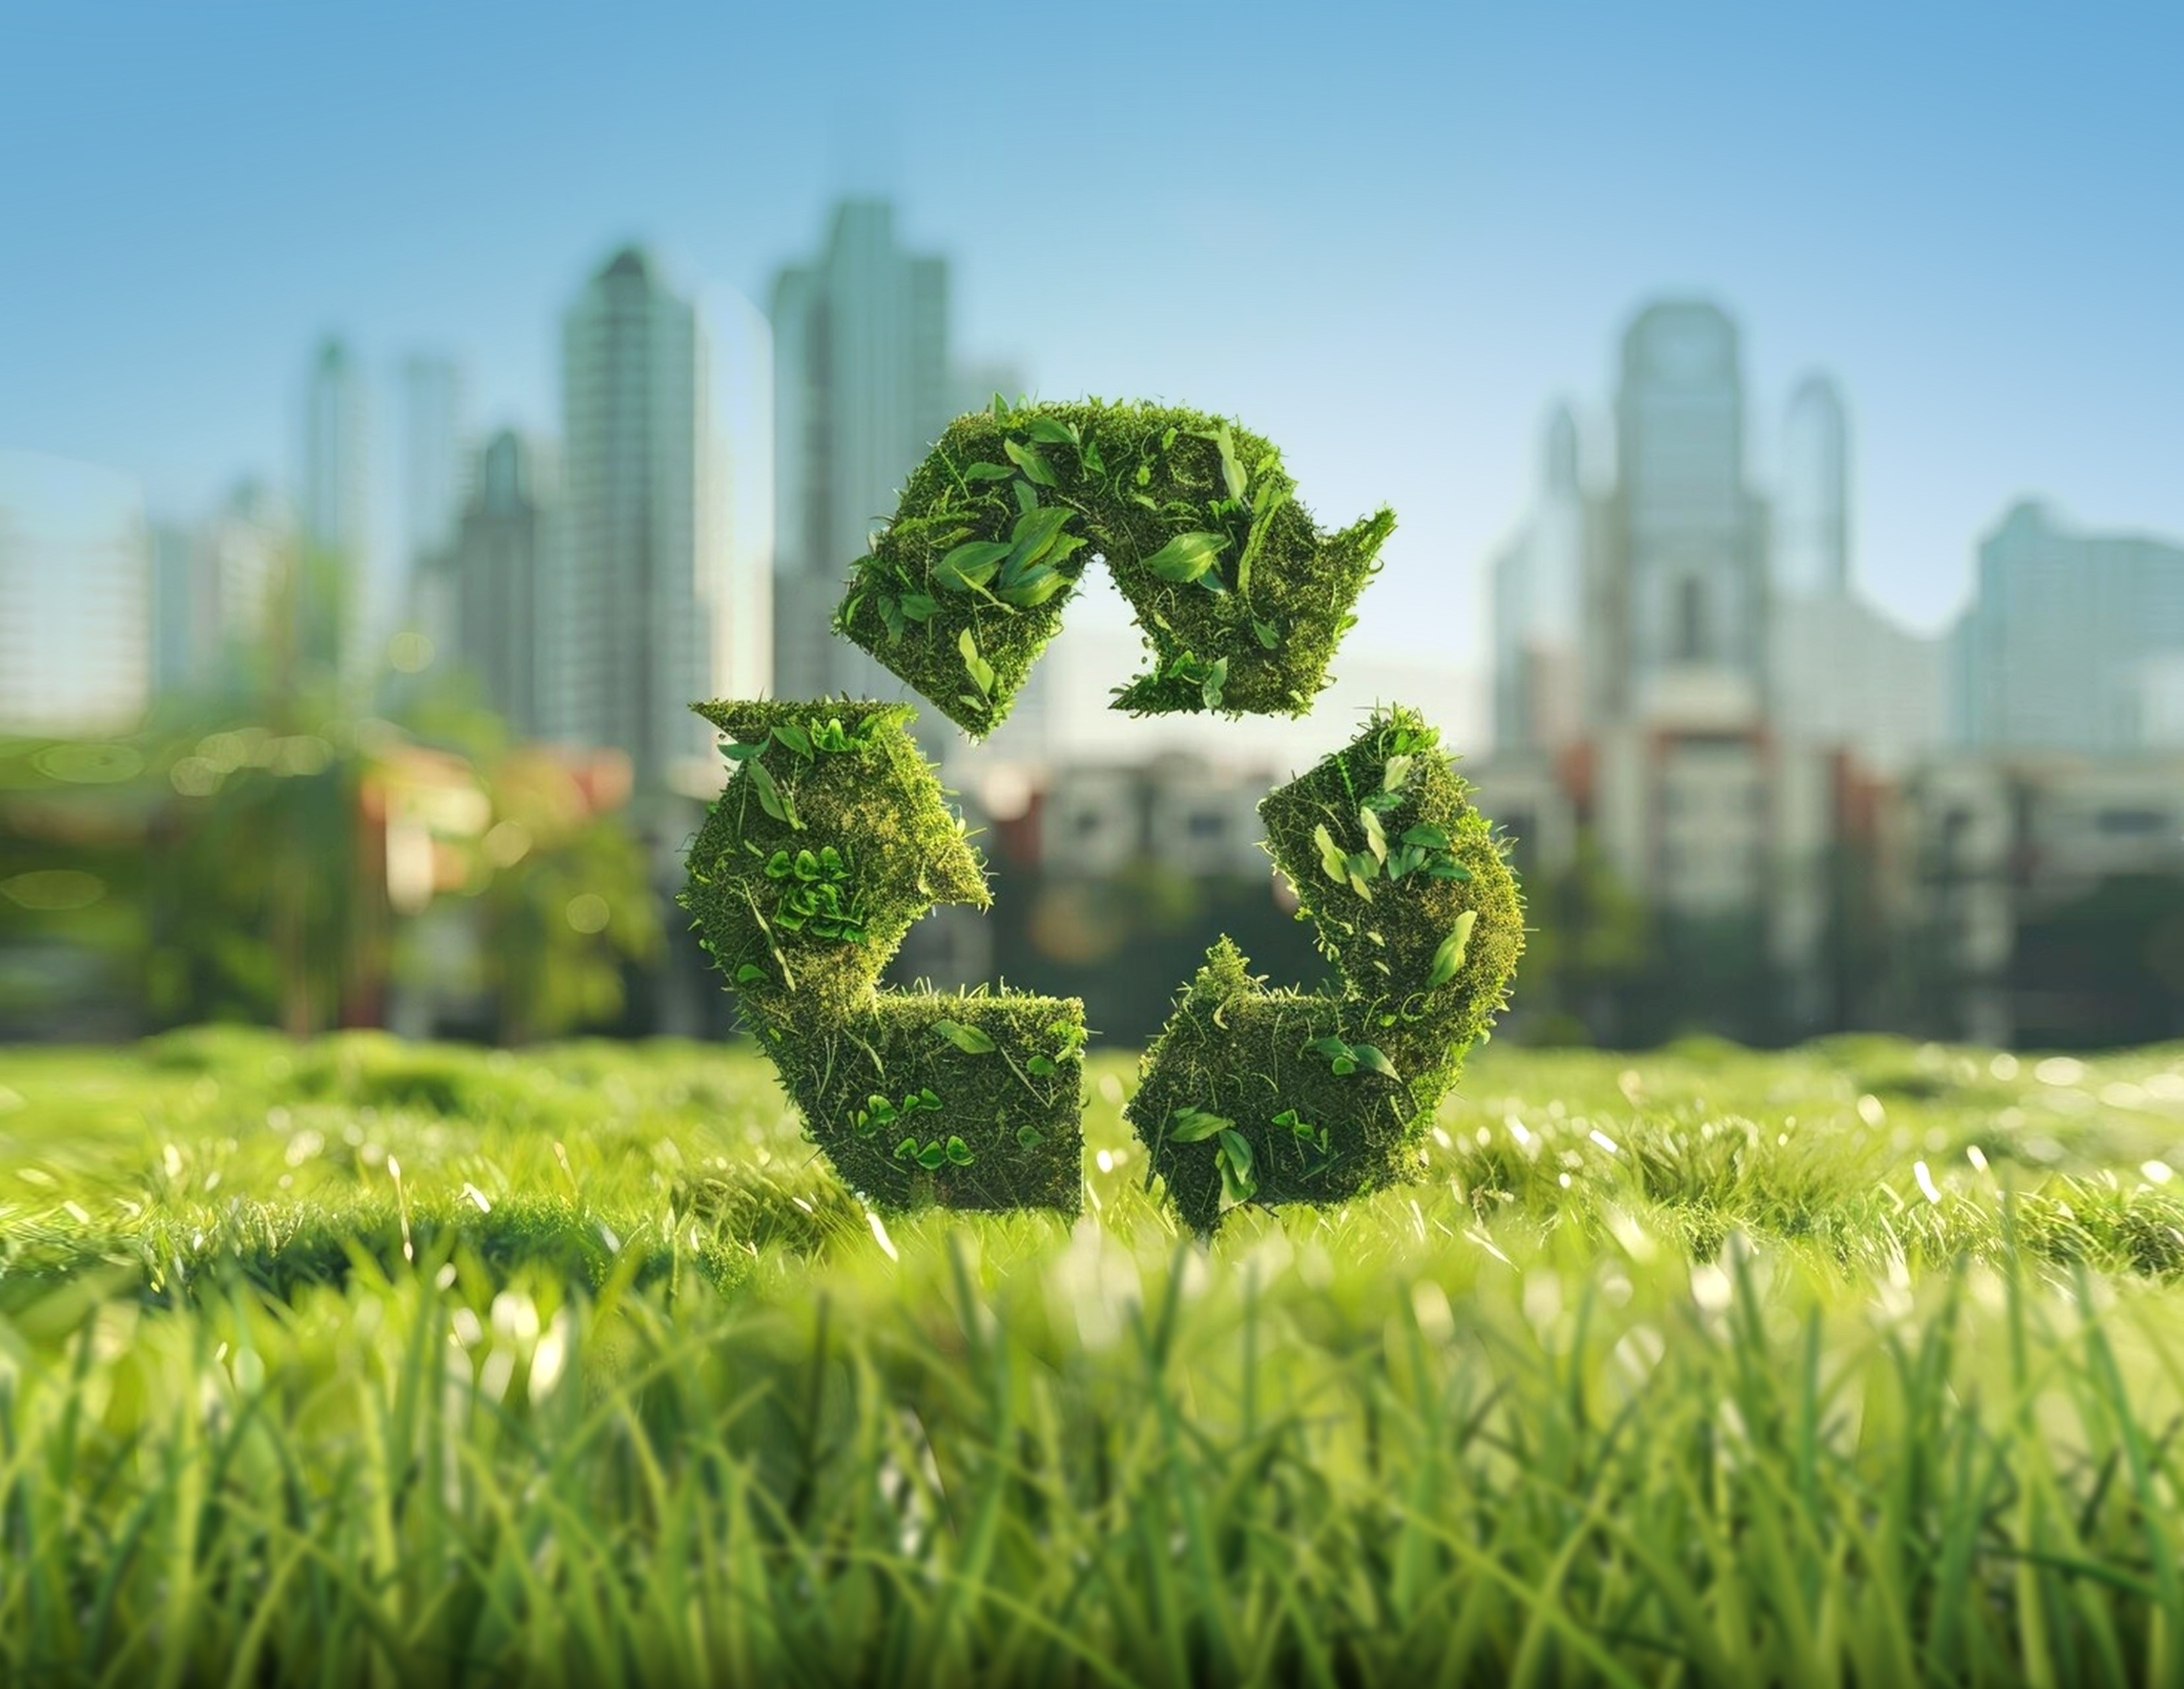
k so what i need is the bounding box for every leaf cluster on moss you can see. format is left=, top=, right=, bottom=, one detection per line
left=680, top=699, right=1083, bottom=1214
left=833, top=397, right=1397, bottom=738
left=1126, top=705, right=1524, bottom=1232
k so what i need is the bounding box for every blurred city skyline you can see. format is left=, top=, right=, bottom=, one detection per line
left=7, top=1, right=2182, bottom=666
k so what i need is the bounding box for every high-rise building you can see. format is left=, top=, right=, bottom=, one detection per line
left=298, top=335, right=372, bottom=662
left=1776, top=375, right=1849, bottom=599
left=1491, top=405, right=1586, bottom=753
left=551, top=245, right=769, bottom=792
left=0, top=450, right=150, bottom=732
left=430, top=430, right=556, bottom=736
left=400, top=354, right=468, bottom=583
left=1951, top=500, right=2184, bottom=754
left=771, top=199, right=955, bottom=702
left=1593, top=301, right=1768, bottom=727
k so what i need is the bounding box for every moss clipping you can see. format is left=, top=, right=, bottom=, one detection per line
left=833, top=397, right=1396, bottom=738
left=681, top=701, right=1083, bottom=1213
left=1126, top=705, right=1524, bottom=1232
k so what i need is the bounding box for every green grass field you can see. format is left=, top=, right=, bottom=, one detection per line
left=5, top=1030, right=2184, bottom=1686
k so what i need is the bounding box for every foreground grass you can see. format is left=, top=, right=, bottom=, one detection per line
left=1, top=1031, right=2183, bottom=1685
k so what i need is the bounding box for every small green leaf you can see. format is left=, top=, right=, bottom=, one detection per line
left=997, top=567, right=1070, bottom=608
left=720, top=740, right=763, bottom=762
left=1015, top=1123, right=1047, bottom=1149
left=1004, top=437, right=1058, bottom=486
left=734, top=963, right=766, bottom=985
left=1427, top=859, right=1473, bottom=881
left=1382, top=753, right=1413, bottom=793
left=1025, top=415, right=1077, bottom=447
left=944, top=1135, right=975, bottom=1166
left=899, top=592, right=938, bottom=621
left=1167, top=1106, right=1231, bottom=1144
left=1198, top=655, right=1228, bottom=711
left=963, top=461, right=1015, bottom=482
left=1013, top=477, right=1039, bottom=514
left=771, top=720, right=813, bottom=758
left=934, top=540, right=1012, bottom=592
left=932, top=1019, right=997, bottom=1054
left=1352, top=1044, right=1399, bottom=1081
left=957, top=629, right=995, bottom=699
left=1252, top=618, right=1281, bottom=650
left=1142, top=531, right=1229, bottom=585
left=1216, top=1128, right=1258, bottom=1204
left=744, top=757, right=799, bottom=829
left=894, top=1135, right=920, bottom=1162
left=916, top=1141, right=948, bottom=1170
left=1211, top=424, right=1248, bottom=503
left=1427, top=908, right=1477, bottom=990
left=1359, top=805, right=1388, bottom=864
left=1314, top=824, right=1347, bottom=887
left=1400, top=822, right=1451, bottom=851
left=1027, top=1054, right=1057, bottom=1077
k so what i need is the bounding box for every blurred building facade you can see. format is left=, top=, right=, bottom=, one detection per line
left=769, top=199, right=962, bottom=703
left=0, top=451, right=151, bottom=733
left=426, top=430, right=558, bottom=737
left=549, top=246, right=770, bottom=796
left=1949, top=500, right=2184, bottom=755
left=399, top=353, right=469, bottom=589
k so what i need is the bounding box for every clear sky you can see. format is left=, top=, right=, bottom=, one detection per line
left=5, top=0, right=2179, bottom=672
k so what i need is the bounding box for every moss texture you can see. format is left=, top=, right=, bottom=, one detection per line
left=833, top=397, right=1396, bottom=738
left=1125, top=705, right=1524, bottom=1232
left=682, top=700, right=1083, bottom=1214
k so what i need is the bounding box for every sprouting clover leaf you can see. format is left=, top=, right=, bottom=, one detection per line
left=1016, top=1123, right=1047, bottom=1149
left=734, top=963, right=767, bottom=985
left=1309, top=1035, right=1358, bottom=1075
left=945, top=1135, right=975, bottom=1166
left=932, top=1019, right=997, bottom=1054
left=1166, top=1106, right=1231, bottom=1143
left=1427, top=909, right=1477, bottom=991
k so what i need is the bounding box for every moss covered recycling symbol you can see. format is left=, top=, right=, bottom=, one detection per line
left=683, top=397, right=1522, bottom=1228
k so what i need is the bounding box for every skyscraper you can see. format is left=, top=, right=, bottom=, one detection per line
left=433, top=430, right=554, bottom=736
left=298, top=335, right=371, bottom=662
left=400, top=354, right=468, bottom=583
left=1776, top=375, right=1848, bottom=598
left=1491, top=405, right=1586, bottom=753
left=771, top=199, right=954, bottom=701
left=0, top=450, right=150, bottom=732
left=1595, top=301, right=1767, bottom=725
left=1952, top=500, right=2184, bottom=753
left=551, top=245, right=769, bottom=791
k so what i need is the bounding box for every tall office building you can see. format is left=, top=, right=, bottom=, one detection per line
left=400, top=354, right=468, bottom=580
left=1491, top=405, right=1586, bottom=753
left=0, top=451, right=150, bottom=732
left=298, top=335, right=372, bottom=661
left=552, top=245, right=769, bottom=791
left=1591, top=300, right=1768, bottom=727
left=432, top=430, right=555, bottom=736
left=1952, top=500, right=2184, bottom=753
left=1776, top=375, right=1848, bottom=598
left=771, top=199, right=954, bottom=701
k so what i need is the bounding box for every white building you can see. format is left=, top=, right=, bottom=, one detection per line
left=0, top=450, right=150, bottom=733
left=1491, top=406, right=1586, bottom=755
left=298, top=336, right=373, bottom=654
left=399, top=353, right=468, bottom=584
left=550, top=245, right=769, bottom=794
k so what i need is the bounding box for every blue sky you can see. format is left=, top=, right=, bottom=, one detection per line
left=4, top=0, right=2179, bottom=668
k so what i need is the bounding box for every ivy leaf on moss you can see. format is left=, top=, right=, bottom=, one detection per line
left=998, top=566, right=1070, bottom=608
left=1143, top=532, right=1229, bottom=585
left=963, top=461, right=1015, bottom=482
left=1252, top=618, right=1281, bottom=650
left=1167, top=1105, right=1231, bottom=1144
left=1427, top=858, right=1473, bottom=881
left=1401, top=822, right=1451, bottom=852
left=734, top=963, right=767, bottom=985
left=1359, top=805, right=1389, bottom=864
left=1427, top=909, right=1477, bottom=990
left=900, top=592, right=938, bottom=622
left=916, top=1140, right=949, bottom=1170
left=771, top=720, right=813, bottom=759
left=1006, top=505, right=1073, bottom=571
left=1004, top=438, right=1058, bottom=487
left=1025, top=415, right=1077, bottom=447
left=1014, top=478, right=1039, bottom=515
left=1209, top=424, right=1248, bottom=503
left=946, top=1135, right=975, bottom=1166
left=932, top=1019, right=996, bottom=1054
left=1016, top=1122, right=1047, bottom=1149
left=744, top=758, right=800, bottom=830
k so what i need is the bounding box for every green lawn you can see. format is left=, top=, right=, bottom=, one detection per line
left=4, top=1029, right=2184, bottom=1686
